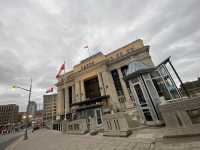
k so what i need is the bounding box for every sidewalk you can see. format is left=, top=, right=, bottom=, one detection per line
left=5, top=128, right=200, bottom=150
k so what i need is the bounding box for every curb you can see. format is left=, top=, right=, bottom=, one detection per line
left=5, top=136, right=23, bottom=150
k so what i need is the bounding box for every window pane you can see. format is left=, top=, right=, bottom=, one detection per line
left=96, top=109, right=102, bottom=125
left=143, top=109, right=153, bottom=121
left=152, top=78, right=171, bottom=100
left=134, top=84, right=146, bottom=104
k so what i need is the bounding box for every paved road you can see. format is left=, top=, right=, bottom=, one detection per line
left=0, top=132, right=24, bottom=150
left=5, top=129, right=200, bottom=150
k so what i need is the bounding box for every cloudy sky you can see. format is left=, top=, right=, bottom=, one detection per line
left=0, top=0, right=199, bottom=111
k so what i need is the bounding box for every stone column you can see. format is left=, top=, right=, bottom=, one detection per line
left=117, top=68, right=133, bottom=109
left=81, top=80, right=86, bottom=101
left=97, top=72, right=106, bottom=96
left=65, top=86, right=70, bottom=114
left=75, top=80, right=80, bottom=102
left=57, top=88, right=64, bottom=117
left=101, top=70, right=121, bottom=111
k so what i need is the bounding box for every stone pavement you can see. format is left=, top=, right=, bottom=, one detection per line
left=5, top=129, right=200, bottom=150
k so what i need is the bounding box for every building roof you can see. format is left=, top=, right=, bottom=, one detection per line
left=56, top=39, right=146, bottom=85
left=124, top=60, right=155, bottom=80
left=80, top=52, right=104, bottom=63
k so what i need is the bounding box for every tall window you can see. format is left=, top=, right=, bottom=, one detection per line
left=121, top=65, right=135, bottom=101
left=134, top=84, right=146, bottom=105
left=111, top=69, right=124, bottom=96
left=84, top=76, right=101, bottom=99
left=121, top=65, right=128, bottom=77
left=68, top=86, right=72, bottom=105
left=150, top=71, right=171, bottom=100
left=158, top=66, right=180, bottom=99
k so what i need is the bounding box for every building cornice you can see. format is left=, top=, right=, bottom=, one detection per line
left=107, top=46, right=150, bottom=66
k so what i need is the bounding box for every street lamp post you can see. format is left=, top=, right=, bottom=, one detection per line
left=12, top=79, right=32, bottom=140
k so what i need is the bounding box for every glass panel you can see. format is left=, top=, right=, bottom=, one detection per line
left=164, top=76, right=179, bottom=99
left=152, top=78, right=171, bottom=100
left=146, top=80, right=159, bottom=100
left=84, top=76, right=101, bottom=99
left=143, top=109, right=153, bottom=121
left=159, top=66, right=167, bottom=77
left=131, top=77, right=139, bottom=84
left=68, top=86, right=72, bottom=105
left=150, top=71, right=160, bottom=78
left=96, top=109, right=102, bottom=125
left=157, top=66, right=180, bottom=99
left=134, top=84, right=146, bottom=104
left=121, top=65, right=128, bottom=77
left=111, top=69, right=124, bottom=96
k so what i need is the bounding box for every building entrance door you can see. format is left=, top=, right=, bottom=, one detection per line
left=131, top=81, right=154, bottom=124
left=95, top=108, right=103, bottom=127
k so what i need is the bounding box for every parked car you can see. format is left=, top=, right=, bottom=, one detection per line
left=1, top=129, right=8, bottom=135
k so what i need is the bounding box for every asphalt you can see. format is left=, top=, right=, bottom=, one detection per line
left=0, top=132, right=24, bottom=150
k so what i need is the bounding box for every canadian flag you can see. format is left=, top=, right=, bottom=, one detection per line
left=56, top=63, right=65, bottom=79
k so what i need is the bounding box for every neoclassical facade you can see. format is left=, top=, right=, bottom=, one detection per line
left=55, top=39, right=154, bottom=123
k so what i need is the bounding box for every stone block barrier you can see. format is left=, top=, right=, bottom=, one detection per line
left=62, top=119, right=88, bottom=135
left=103, top=112, right=132, bottom=137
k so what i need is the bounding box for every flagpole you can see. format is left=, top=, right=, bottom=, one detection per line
left=84, top=45, right=90, bottom=57
left=64, top=61, right=66, bottom=74
left=87, top=47, right=91, bottom=57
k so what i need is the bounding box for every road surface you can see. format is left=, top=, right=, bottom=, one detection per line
left=0, top=132, right=23, bottom=150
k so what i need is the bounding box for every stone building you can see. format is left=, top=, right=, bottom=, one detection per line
left=181, top=77, right=200, bottom=97
left=0, top=104, right=19, bottom=126
left=55, top=39, right=154, bottom=128
left=43, top=94, right=57, bottom=128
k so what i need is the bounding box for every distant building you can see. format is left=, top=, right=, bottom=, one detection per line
left=34, top=110, right=43, bottom=128
left=181, top=77, right=200, bottom=96
left=27, top=101, right=37, bottom=118
left=43, top=94, right=57, bottom=128
left=0, top=104, right=19, bottom=126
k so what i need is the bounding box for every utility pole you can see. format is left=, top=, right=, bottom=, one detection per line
left=12, top=78, right=32, bottom=140
left=24, top=79, right=32, bottom=140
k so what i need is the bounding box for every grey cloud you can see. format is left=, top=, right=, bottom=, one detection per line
left=0, top=50, right=27, bottom=85
left=0, top=0, right=199, bottom=111
left=0, top=93, right=21, bottom=100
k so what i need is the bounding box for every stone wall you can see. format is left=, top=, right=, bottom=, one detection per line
left=103, top=112, right=134, bottom=137
left=159, top=96, right=200, bottom=137
left=62, top=119, right=88, bottom=135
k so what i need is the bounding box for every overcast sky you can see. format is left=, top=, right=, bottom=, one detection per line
left=0, top=0, right=199, bottom=111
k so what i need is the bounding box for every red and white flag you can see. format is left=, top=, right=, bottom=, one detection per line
left=46, top=87, right=53, bottom=93
left=56, top=63, right=65, bottom=79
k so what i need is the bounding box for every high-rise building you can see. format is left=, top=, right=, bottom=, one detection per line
left=43, top=94, right=57, bottom=128
left=0, top=104, right=19, bottom=126
left=27, top=101, right=37, bottom=118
